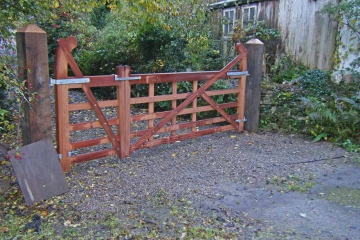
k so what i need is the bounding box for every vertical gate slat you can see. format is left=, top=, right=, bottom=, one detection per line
left=117, top=66, right=131, bottom=158
left=55, top=84, right=71, bottom=171
left=191, top=81, right=198, bottom=132
left=171, top=82, right=177, bottom=136
left=236, top=43, right=248, bottom=132
left=148, top=83, right=155, bottom=142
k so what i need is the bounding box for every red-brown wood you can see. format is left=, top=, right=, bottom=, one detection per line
left=54, top=37, right=248, bottom=171
left=70, top=118, right=118, bottom=131
left=55, top=84, right=71, bottom=171
left=236, top=43, right=248, bottom=131
left=69, top=100, right=118, bottom=111
left=130, top=115, right=236, bottom=138
left=117, top=66, right=131, bottom=158
left=56, top=37, right=121, bottom=169
left=192, top=80, right=198, bottom=132
left=139, top=125, right=234, bottom=149
left=131, top=102, right=238, bottom=122
left=171, top=82, right=177, bottom=136
left=148, top=83, right=155, bottom=141
left=70, top=136, right=112, bottom=150
left=70, top=149, right=116, bottom=164
left=131, top=51, right=246, bottom=151
left=200, top=92, right=238, bottom=130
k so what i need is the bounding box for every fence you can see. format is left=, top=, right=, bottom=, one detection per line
left=54, top=36, right=249, bottom=171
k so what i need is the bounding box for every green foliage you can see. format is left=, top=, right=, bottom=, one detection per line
left=262, top=62, right=360, bottom=150
left=232, top=21, right=282, bottom=75
left=321, top=0, right=360, bottom=72
left=302, top=92, right=360, bottom=144
left=297, top=70, right=331, bottom=96
left=270, top=54, right=309, bottom=84
left=322, top=0, right=360, bottom=40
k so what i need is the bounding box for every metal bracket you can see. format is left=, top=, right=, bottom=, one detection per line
left=58, top=154, right=62, bottom=159
left=227, top=71, right=249, bottom=77
left=235, top=117, right=247, bottom=123
left=50, top=78, right=90, bottom=86
left=114, top=76, right=141, bottom=81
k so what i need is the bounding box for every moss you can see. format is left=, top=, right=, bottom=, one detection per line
left=322, top=187, right=360, bottom=209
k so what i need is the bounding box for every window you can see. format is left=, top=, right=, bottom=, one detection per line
left=242, top=6, right=256, bottom=28
left=223, top=8, right=236, bottom=37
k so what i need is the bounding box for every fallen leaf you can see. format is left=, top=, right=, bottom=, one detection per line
left=180, top=232, right=186, bottom=239
left=41, top=211, right=48, bottom=216
left=1, top=227, right=9, bottom=233
left=64, top=220, right=72, bottom=227
left=171, top=153, right=176, bottom=157
left=230, top=135, right=236, bottom=138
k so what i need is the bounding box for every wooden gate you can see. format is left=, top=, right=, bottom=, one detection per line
left=54, top=36, right=248, bottom=171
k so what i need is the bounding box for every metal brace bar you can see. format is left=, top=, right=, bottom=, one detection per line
left=114, top=76, right=141, bottom=81
left=235, top=117, right=247, bottom=123
left=227, top=71, right=249, bottom=77
left=50, top=78, right=90, bottom=86
left=58, top=154, right=62, bottom=159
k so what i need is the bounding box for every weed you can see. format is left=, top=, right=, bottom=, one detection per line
left=271, top=174, right=315, bottom=193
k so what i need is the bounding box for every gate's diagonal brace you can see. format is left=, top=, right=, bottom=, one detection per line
left=131, top=43, right=248, bottom=152
left=58, top=37, right=121, bottom=157
left=200, top=92, right=239, bottom=130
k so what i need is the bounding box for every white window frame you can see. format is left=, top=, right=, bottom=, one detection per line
left=242, top=5, right=257, bottom=28
left=223, top=8, right=236, bottom=37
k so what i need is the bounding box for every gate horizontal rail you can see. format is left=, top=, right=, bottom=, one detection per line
left=54, top=36, right=248, bottom=171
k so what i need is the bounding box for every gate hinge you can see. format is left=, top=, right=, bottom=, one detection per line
left=235, top=117, right=247, bottom=123
left=50, top=78, right=90, bottom=86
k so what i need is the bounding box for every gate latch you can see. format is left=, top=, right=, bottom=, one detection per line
left=235, top=117, right=247, bottom=123
left=227, top=71, right=249, bottom=77
left=114, top=76, right=141, bottom=81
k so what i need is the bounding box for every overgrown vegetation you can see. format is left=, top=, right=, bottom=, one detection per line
left=258, top=0, right=360, bottom=152
left=260, top=56, right=360, bottom=151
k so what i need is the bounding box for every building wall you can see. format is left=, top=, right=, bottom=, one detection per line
left=209, top=0, right=359, bottom=71
left=276, top=0, right=338, bottom=70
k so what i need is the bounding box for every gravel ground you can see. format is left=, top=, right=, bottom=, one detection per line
left=1, top=89, right=359, bottom=239
left=56, top=90, right=360, bottom=239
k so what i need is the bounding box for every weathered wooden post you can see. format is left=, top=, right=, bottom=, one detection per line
left=245, top=39, right=264, bottom=132
left=16, top=25, right=51, bottom=144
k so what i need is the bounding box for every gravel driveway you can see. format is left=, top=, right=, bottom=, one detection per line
left=1, top=89, right=359, bottom=239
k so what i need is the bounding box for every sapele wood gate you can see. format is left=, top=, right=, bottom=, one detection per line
left=54, top=36, right=248, bottom=171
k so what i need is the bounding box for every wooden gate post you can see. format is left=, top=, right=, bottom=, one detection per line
left=16, top=25, right=51, bottom=144
left=116, top=66, right=131, bottom=158
left=245, top=39, right=264, bottom=132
